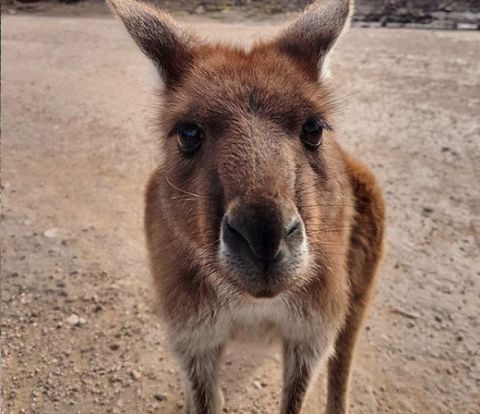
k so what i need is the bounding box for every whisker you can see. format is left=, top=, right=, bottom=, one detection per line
left=164, top=176, right=203, bottom=198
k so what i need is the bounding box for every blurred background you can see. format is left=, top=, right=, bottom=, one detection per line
left=1, top=1, right=479, bottom=414
left=2, top=0, right=480, bottom=28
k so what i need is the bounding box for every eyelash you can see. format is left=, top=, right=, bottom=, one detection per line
left=305, top=117, right=332, bottom=132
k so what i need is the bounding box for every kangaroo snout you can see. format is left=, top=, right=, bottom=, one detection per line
left=220, top=197, right=306, bottom=293
left=224, top=198, right=283, bottom=263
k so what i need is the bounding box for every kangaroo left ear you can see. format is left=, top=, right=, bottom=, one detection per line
left=272, top=0, right=353, bottom=80
left=107, top=0, right=196, bottom=88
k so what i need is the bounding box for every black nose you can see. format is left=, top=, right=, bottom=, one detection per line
left=222, top=199, right=292, bottom=264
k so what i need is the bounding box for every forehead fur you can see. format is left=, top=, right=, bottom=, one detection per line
left=161, top=44, right=336, bottom=135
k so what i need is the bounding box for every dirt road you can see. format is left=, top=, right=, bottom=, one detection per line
left=1, top=14, right=479, bottom=414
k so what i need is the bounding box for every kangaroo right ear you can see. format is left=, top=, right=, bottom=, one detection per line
left=107, top=0, right=196, bottom=88
left=273, top=0, right=352, bottom=80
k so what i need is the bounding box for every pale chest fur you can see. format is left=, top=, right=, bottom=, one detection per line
left=170, top=294, right=341, bottom=358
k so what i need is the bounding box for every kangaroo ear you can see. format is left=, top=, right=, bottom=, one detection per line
left=107, top=0, right=196, bottom=87
left=273, top=0, right=352, bottom=80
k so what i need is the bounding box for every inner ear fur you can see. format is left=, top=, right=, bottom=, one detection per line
left=273, top=0, right=353, bottom=80
left=107, top=0, right=196, bottom=88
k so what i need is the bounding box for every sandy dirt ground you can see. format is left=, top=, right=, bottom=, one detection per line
left=1, top=13, right=480, bottom=414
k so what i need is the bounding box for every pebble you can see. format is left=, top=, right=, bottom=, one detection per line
left=66, top=314, right=86, bottom=326
left=252, top=380, right=262, bottom=390
left=153, top=393, right=167, bottom=401
left=129, top=370, right=141, bottom=381
left=43, top=228, right=67, bottom=239
left=66, top=314, right=79, bottom=325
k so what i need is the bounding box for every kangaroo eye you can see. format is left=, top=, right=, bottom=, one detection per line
left=177, top=124, right=203, bottom=154
left=300, top=119, right=323, bottom=150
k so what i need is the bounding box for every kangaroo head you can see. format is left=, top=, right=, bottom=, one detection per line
left=110, top=0, right=353, bottom=299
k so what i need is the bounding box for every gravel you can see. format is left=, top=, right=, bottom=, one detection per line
left=1, top=13, right=479, bottom=414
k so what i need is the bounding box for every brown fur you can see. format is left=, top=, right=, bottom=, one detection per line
left=109, top=1, right=385, bottom=413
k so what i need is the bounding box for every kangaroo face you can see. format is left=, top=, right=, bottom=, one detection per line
left=109, top=0, right=353, bottom=298
left=158, top=46, right=350, bottom=298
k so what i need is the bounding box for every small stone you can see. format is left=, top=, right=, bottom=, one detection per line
left=44, top=228, right=67, bottom=239
left=66, top=314, right=80, bottom=325
left=109, top=343, right=120, bottom=351
left=153, top=393, right=167, bottom=401
left=66, top=314, right=86, bottom=327
left=129, top=370, right=141, bottom=381
left=252, top=380, right=262, bottom=390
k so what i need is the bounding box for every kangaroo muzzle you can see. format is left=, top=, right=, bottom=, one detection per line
left=220, top=196, right=306, bottom=296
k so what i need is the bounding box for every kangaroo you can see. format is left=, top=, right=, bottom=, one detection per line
left=108, top=0, right=385, bottom=413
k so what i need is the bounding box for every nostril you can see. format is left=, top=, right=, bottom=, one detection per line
left=223, top=217, right=252, bottom=253
left=225, top=219, right=245, bottom=241
left=222, top=213, right=281, bottom=264
left=286, top=219, right=301, bottom=237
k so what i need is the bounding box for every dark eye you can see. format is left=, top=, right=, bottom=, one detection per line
left=300, top=119, right=323, bottom=150
left=177, top=123, right=203, bottom=154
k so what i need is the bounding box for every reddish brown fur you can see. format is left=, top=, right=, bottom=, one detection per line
left=110, top=1, right=385, bottom=413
